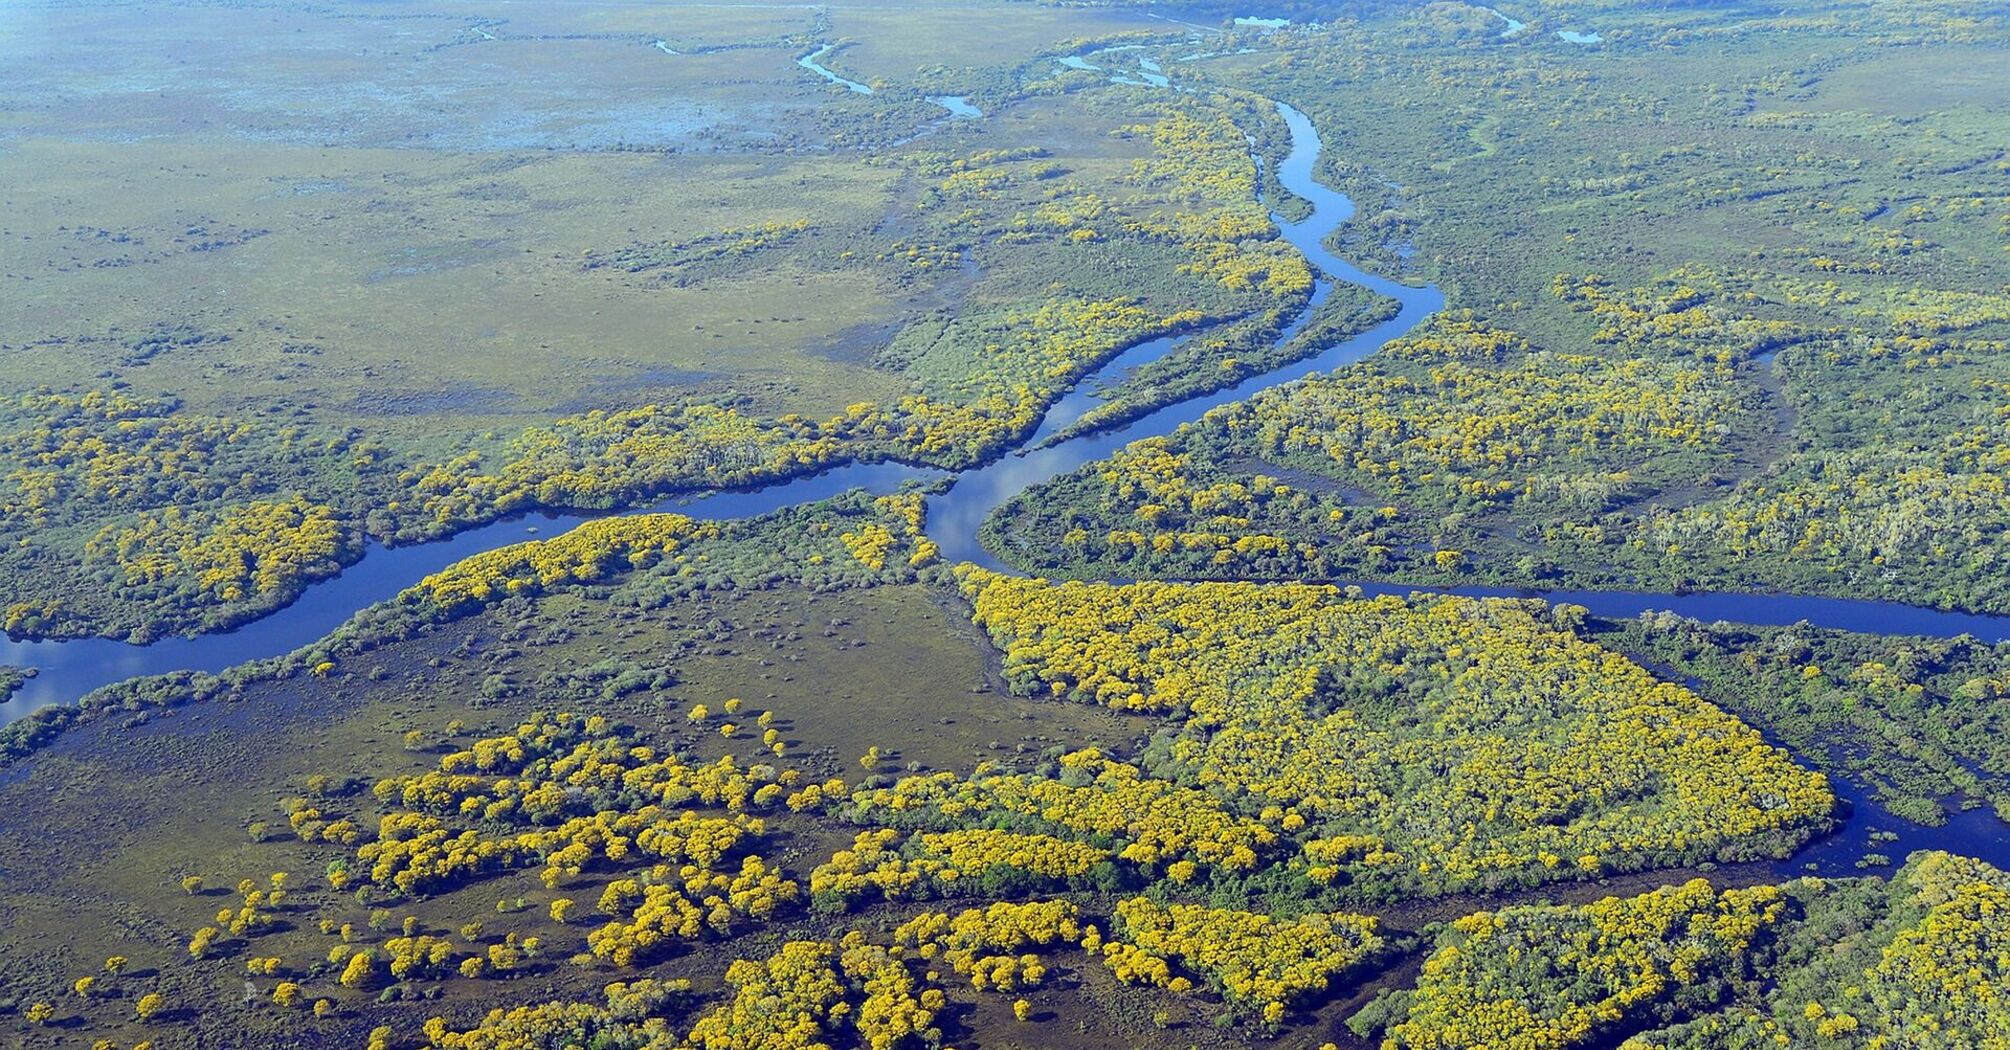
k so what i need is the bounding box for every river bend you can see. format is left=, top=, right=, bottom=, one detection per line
left=3, top=79, right=2006, bottom=876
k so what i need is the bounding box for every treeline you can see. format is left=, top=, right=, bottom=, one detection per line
left=958, top=571, right=1834, bottom=899
left=1600, top=612, right=2010, bottom=827
left=3, top=81, right=1336, bottom=643
left=0, top=490, right=946, bottom=768
left=1355, top=851, right=2010, bottom=1050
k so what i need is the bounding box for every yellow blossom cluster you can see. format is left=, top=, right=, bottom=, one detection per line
left=297, top=713, right=798, bottom=897
left=682, top=940, right=851, bottom=1050
left=1225, top=350, right=1730, bottom=503
left=1620, top=852, right=2010, bottom=1049
left=839, top=523, right=896, bottom=571
left=891, top=899, right=1087, bottom=991
left=421, top=979, right=690, bottom=1050
left=809, top=828, right=1112, bottom=907
left=1118, top=107, right=1312, bottom=299
left=410, top=515, right=717, bottom=613
left=586, top=856, right=799, bottom=966
left=963, top=571, right=1834, bottom=892
left=849, top=747, right=1276, bottom=875
left=1110, top=897, right=1383, bottom=1024
left=1550, top=271, right=1802, bottom=364
left=1379, top=313, right=1532, bottom=363
left=1386, top=880, right=1788, bottom=1049
left=838, top=935, right=944, bottom=1050
left=1, top=390, right=259, bottom=530
left=186, top=873, right=289, bottom=957
left=84, top=494, right=347, bottom=602
left=1855, top=852, right=2010, bottom=1043
left=383, top=934, right=460, bottom=981
left=1571, top=445, right=2010, bottom=587
left=371, top=712, right=779, bottom=819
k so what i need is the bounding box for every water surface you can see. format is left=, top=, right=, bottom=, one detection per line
left=4, top=58, right=2004, bottom=878
left=929, top=95, right=981, bottom=118
left=1482, top=6, right=1527, bottom=38
left=798, top=44, right=871, bottom=94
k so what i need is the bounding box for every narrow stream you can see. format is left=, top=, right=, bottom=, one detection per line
left=1482, top=6, right=1528, bottom=38
left=4, top=61, right=2007, bottom=876
left=799, top=44, right=978, bottom=118
left=924, top=102, right=1442, bottom=568
left=797, top=44, right=871, bottom=94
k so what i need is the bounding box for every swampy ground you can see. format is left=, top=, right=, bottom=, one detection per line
left=4, top=2, right=2010, bottom=1049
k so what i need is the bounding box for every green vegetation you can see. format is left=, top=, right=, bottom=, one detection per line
left=0, top=497, right=1130, bottom=1048
left=958, top=573, right=1833, bottom=897
left=1355, top=851, right=2010, bottom=1050
left=0, top=488, right=951, bottom=764
left=1636, top=851, right=2010, bottom=1050
left=1362, top=877, right=1792, bottom=1049
left=0, top=488, right=1992, bottom=1049
left=0, top=482, right=1992, bottom=1049
left=1600, top=613, right=2010, bottom=826
left=8, top=0, right=2010, bottom=1047
left=0, top=1, right=1321, bottom=642
left=1107, top=897, right=1386, bottom=1027
left=985, top=0, right=2010, bottom=615
left=984, top=311, right=1758, bottom=581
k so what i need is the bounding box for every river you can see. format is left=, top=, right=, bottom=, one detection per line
left=3, top=65, right=2007, bottom=875
left=797, top=45, right=982, bottom=118
left=797, top=43, right=871, bottom=94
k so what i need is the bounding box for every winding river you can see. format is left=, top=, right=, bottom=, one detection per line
left=798, top=45, right=982, bottom=118
left=797, top=43, right=871, bottom=94
left=4, top=69, right=2008, bottom=875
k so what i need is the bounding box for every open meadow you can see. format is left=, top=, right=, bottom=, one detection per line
left=4, top=1, right=2010, bottom=1049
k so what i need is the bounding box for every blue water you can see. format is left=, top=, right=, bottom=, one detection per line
left=1066, top=47, right=1171, bottom=89
left=1557, top=29, right=1603, bottom=44
left=1783, top=760, right=2010, bottom=877
left=1342, top=581, right=2010, bottom=644
left=4, top=66, right=2006, bottom=874
left=927, top=102, right=1442, bottom=568
left=1483, top=6, right=1527, bottom=38
left=1131, top=56, right=1171, bottom=89
left=0, top=461, right=940, bottom=721
left=798, top=44, right=871, bottom=94
left=0, top=97, right=1445, bottom=724
left=929, top=95, right=982, bottom=118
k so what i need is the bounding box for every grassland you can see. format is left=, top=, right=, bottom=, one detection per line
left=5, top=0, right=2010, bottom=1048
left=1597, top=613, right=2010, bottom=828
left=0, top=493, right=1994, bottom=1050
left=984, top=0, right=2010, bottom=614
left=1, top=0, right=1327, bottom=641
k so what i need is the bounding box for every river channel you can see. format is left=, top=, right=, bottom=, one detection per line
left=4, top=56, right=2007, bottom=877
